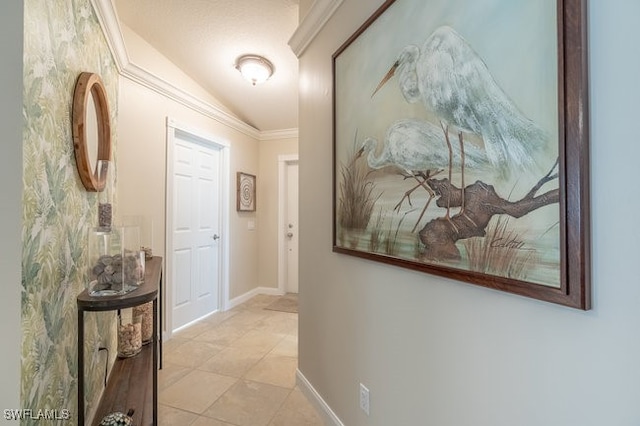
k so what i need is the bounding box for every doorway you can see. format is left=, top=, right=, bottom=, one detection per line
left=166, top=119, right=229, bottom=335
left=278, top=155, right=299, bottom=294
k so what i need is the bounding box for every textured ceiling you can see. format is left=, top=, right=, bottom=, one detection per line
left=114, top=0, right=300, bottom=131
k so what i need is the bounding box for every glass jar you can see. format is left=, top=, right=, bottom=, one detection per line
left=87, top=226, right=143, bottom=295
left=88, top=228, right=124, bottom=296
left=133, top=302, right=153, bottom=345
left=117, top=314, right=142, bottom=358
left=121, top=225, right=144, bottom=291
left=97, top=160, right=113, bottom=231
left=121, top=215, right=153, bottom=261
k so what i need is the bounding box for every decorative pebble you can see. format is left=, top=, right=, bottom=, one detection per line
left=98, top=203, right=112, bottom=229
left=92, top=264, right=104, bottom=275
left=91, top=251, right=144, bottom=293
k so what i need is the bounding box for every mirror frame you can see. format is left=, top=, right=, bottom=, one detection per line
left=72, top=72, right=112, bottom=192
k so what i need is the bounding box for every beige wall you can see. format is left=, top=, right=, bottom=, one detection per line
left=117, top=22, right=301, bottom=304
left=116, top=26, right=261, bottom=311
left=297, top=1, right=640, bottom=425
left=117, top=79, right=260, bottom=302
left=257, top=137, right=299, bottom=289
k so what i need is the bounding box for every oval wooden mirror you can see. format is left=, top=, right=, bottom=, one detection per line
left=72, top=72, right=112, bottom=191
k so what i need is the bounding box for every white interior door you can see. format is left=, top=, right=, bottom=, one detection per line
left=285, top=162, right=299, bottom=293
left=171, top=132, right=221, bottom=330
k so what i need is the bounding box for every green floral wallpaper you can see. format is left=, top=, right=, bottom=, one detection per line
left=22, top=0, right=119, bottom=424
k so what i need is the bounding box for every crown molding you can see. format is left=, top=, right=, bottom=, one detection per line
left=124, top=62, right=262, bottom=138
left=90, top=0, right=276, bottom=140
left=260, top=128, right=299, bottom=141
left=90, top=0, right=130, bottom=72
left=288, top=0, right=344, bottom=57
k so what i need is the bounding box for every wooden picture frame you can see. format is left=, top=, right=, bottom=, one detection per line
left=332, top=0, right=590, bottom=309
left=237, top=172, right=256, bottom=212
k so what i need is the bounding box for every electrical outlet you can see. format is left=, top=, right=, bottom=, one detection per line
left=359, top=383, right=370, bottom=415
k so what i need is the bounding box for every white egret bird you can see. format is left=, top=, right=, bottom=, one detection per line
left=358, top=118, right=488, bottom=231
left=359, top=118, right=487, bottom=172
left=373, top=26, right=546, bottom=177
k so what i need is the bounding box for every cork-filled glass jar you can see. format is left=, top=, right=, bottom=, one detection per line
left=117, top=313, right=142, bottom=358
left=133, top=302, right=153, bottom=345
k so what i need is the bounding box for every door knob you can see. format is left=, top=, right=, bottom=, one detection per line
left=212, top=234, right=220, bottom=240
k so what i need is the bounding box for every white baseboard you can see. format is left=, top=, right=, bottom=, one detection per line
left=171, top=308, right=221, bottom=335
left=225, top=286, right=284, bottom=310
left=163, top=287, right=283, bottom=339
left=296, top=369, right=345, bottom=426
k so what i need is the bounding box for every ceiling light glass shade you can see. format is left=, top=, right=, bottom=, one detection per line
left=236, top=55, right=274, bottom=85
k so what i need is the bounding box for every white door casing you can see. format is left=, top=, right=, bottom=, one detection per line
left=286, top=162, right=299, bottom=293
left=166, top=118, right=229, bottom=337
left=278, top=155, right=299, bottom=294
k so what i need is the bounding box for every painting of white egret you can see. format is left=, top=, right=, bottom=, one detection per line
left=332, top=0, right=591, bottom=309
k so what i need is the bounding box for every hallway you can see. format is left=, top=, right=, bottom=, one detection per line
left=158, top=294, right=323, bottom=425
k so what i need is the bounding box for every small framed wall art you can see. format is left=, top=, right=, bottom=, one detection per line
left=237, top=172, right=256, bottom=212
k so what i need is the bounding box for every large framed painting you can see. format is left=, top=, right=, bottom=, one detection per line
left=332, top=0, right=590, bottom=309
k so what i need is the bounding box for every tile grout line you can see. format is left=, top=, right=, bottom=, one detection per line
left=159, top=294, right=320, bottom=426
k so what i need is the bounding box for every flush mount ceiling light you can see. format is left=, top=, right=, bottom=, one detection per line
left=235, top=54, right=274, bottom=86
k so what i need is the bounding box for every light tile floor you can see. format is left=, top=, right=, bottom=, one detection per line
left=159, top=294, right=324, bottom=426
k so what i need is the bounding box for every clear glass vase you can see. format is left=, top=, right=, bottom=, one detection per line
left=97, top=160, right=113, bottom=231
left=121, top=225, right=144, bottom=290
left=87, top=225, right=143, bottom=296
left=87, top=227, right=124, bottom=296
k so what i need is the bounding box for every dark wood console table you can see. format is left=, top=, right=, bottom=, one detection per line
left=77, top=256, right=162, bottom=425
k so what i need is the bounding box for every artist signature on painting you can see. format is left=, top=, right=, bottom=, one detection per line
left=490, top=237, right=525, bottom=250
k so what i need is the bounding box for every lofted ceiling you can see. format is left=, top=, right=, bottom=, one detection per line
left=113, top=0, right=300, bottom=132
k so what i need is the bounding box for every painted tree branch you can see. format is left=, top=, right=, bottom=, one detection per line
left=419, top=167, right=559, bottom=261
